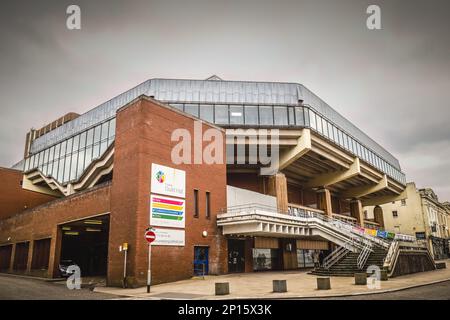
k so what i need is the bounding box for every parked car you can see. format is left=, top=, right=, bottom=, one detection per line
left=58, top=260, right=79, bottom=277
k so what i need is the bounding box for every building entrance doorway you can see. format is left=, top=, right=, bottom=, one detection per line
left=228, top=239, right=245, bottom=273
left=59, top=214, right=109, bottom=277
left=194, top=246, right=209, bottom=276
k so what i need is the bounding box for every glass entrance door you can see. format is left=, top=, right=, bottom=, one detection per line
left=228, top=239, right=245, bottom=273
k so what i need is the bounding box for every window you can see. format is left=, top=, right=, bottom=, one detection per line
left=309, top=109, right=317, bottom=130
left=259, top=106, right=273, bottom=125
left=295, top=107, right=305, bottom=125
left=401, top=199, right=406, bottom=206
left=288, top=107, right=295, bottom=125
left=273, top=106, right=288, bottom=125
left=184, top=104, right=199, bottom=117
left=200, top=105, right=214, bottom=123
left=194, top=189, right=199, bottom=218
left=244, top=106, right=258, bottom=125
left=392, top=210, right=398, bottom=218
left=170, top=103, right=184, bottom=111
left=229, top=105, right=244, bottom=125
left=206, top=192, right=211, bottom=219
left=214, top=105, right=229, bottom=124
left=108, top=118, right=116, bottom=138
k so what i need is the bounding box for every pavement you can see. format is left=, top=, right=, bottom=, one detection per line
left=95, top=260, right=450, bottom=300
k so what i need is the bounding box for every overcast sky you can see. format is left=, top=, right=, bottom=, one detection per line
left=0, top=0, right=449, bottom=200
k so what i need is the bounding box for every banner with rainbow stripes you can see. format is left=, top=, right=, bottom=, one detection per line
left=150, top=194, right=185, bottom=228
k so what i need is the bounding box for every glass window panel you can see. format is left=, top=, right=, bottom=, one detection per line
left=308, top=109, right=317, bottom=130
left=259, top=106, right=274, bottom=125
left=85, top=146, right=93, bottom=168
left=38, top=152, right=44, bottom=167
left=77, top=149, right=85, bottom=177
left=100, top=140, right=108, bottom=155
left=49, top=146, right=55, bottom=163
left=316, top=115, right=323, bottom=134
left=57, top=158, right=64, bottom=181
left=199, top=105, right=214, bottom=123
left=63, top=156, right=71, bottom=182
left=322, top=118, right=329, bottom=138
left=304, top=107, right=310, bottom=126
left=94, top=125, right=101, bottom=144
left=338, top=130, right=344, bottom=147
left=343, top=133, right=349, bottom=149
left=170, top=103, right=184, bottom=111
left=52, top=160, right=58, bottom=178
left=295, top=107, right=305, bottom=126
left=70, top=152, right=78, bottom=180
left=79, top=132, right=87, bottom=149
left=42, top=163, right=47, bottom=175
left=24, top=158, right=30, bottom=171
left=288, top=107, right=295, bottom=125
left=101, top=122, right=109, bottom=141
left=108, top=138, right=113, bottom=147
left=48, top=161, right=53, bottom=177
left=72, top=135, right=79, bottom=152
left=332, top=126, right=339, bottom=144
left=229, top=105, right=244, bottom=125
left=66, top=138, right=73, bottom=156
left=274, top=106, right=288, bottom=125
left=92, top=143, right=100, bottom=159
left=184, top=104, right=199, bottom=117
left=86, top=128, right=94, bottom=147
left=214, top=105, right=229, bottom=124
left=108, top=118, right=116, bottom=138
left=244, top=106, right=258, bottom=125
left=43, top=149, right=49, bottom=165
left=327, top=122, right=333, bottom=140
left=61, top=140, right=67, bottom=157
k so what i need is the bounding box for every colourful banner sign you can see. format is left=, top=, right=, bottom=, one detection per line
left=150, top=194, right=185, bottom=228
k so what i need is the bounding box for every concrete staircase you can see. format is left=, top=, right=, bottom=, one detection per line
left=312, top=246, right=388, bottom=277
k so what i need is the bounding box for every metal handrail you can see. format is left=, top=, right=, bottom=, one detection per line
left=322, top=240, right=353, bottom=269
left=357, top=240, right=373, bottom=270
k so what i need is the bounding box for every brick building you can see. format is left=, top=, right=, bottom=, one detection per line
left=2, top=77, right=430, bottom=285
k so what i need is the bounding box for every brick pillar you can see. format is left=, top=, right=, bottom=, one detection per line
left=267, top=173, right=288, bottom=213
left=26, top=240, right=35, bottom=274
left=373, top=205, right=385, bottom=228
left=8, top=243, right=16, bottom=272
left=48, top=227, right=62, bottom=278
left=317, top=188, right=332, bottom=217
left=350, top=200, right=364, bottom=226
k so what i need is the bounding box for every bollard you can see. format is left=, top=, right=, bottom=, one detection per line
left=215, top=282, right=230, bottom=295
left=316, top=277, right=331, bottom=290
left=380, top=270, right=388, bottom=281
left=273, top=280, right=287, bottom=293
left=435, top=262, right=446, bottom=269
left=354, top=273, right=367, bottom=285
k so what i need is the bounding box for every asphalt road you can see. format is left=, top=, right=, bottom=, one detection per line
left=0, top=274, right=117, bottom=300
left=300, top=280, right=450, bottom=300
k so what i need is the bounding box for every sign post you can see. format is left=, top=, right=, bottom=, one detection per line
left=145, top=228, right=156, bottom=293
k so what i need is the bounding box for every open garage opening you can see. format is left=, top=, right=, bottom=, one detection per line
left=59, top=214, right=109, bottom=277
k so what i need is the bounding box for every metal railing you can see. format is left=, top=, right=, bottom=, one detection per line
left=322, top=240, right=353, bottom=270
left=219, top=204, right=391, bottom=250
left=357, top=240, right=373, bottom=270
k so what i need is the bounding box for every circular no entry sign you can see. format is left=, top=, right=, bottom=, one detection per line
left=145, top=230, right=156, bottom=244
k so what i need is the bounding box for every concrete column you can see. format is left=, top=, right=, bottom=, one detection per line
left=317, top=188, right=332, bottom=217
left=26, top=240, right=35, bottom=274
left=8, top=243, right=16, bottom=272
left=267, top=173, right=289, bottom=213
left=350, top=199, right=364, bottom=226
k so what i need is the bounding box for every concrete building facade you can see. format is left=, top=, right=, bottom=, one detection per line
left=365, top=182, right=450, bottom=260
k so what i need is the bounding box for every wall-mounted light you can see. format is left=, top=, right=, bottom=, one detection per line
left=202, top=231, right=208, bottom=238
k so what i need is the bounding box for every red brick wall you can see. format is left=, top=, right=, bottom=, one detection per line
left=108, top=97, right=227, bottom=287
left=0, top=168, right=58, bottom=220
left=0, top=183, right=111, bottom=276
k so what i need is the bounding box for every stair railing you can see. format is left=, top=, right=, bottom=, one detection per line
left=322, top=240, right=353, bottom=270
left=357, top=240, right=373, bottom=270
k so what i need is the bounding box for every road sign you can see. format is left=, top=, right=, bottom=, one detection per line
left=145, top=230, right=156, bottom=244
